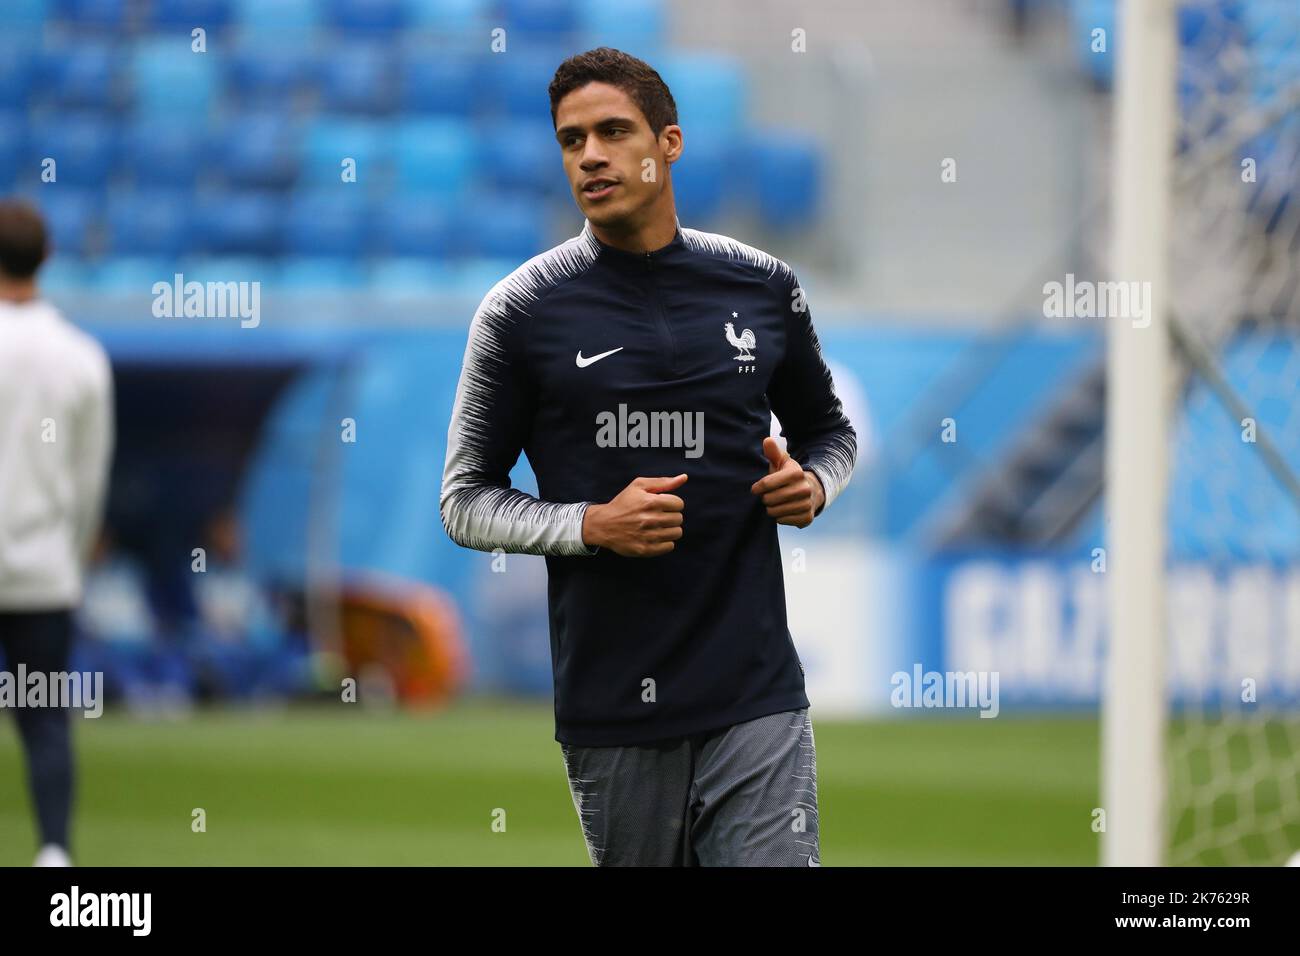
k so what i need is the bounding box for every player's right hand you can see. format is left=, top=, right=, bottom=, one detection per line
left=582, top=474, right=687, bottom=557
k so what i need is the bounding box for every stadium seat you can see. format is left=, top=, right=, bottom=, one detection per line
left=232, top=0, right=320, bottom=35
left=195, top=191, right=285, bottom=255
left=368, top=257, right=458, bottom=292
left=26, top=113, right=116, bottom=186
left=120, top=118, right=205, bottom=187
left=406, top=0, right=491, bottom=37
left=53, top=0, right=126, bottom=30
left=0, top=113, right=26, bottom=189
left=319, top=42, right=396, bottom=114
left=105, top=190, right=196, bottom=257
left=283, top=189, right=372, bottom=257
left=576, top=0, right=665, bottom=57
left=278, top=257, right=368, bottom=289
left=466, top=195, right=544, bottom=259
left=212, top=112, right=301, bottom=189
left=92, top=256, right=182, bottom=292
left=502, top=0, right=579, bottom=37
left=477, top=119, right=562, bottom=195
left=481, top=49, right=568, bottom=118
left=176, top=254, right=280, bottom=291
left=669, top=133, right=728, bottom=224
left=746, top=132, right=823, bottom=230
left=302, top=117, right=389, bottom=187
left=324, top=0, right=408, bottom=36
left=226, top=43, right=319, bottom=104
left=34, top=41, right=122, bottom=111
left=656, top=53, right=747, bottom=139
left=0, top=44, right=36, bottom=105
left=23, top=187, right=100, bottom=257
left=4, top=0, right=49, bottom=37
left=400, top=54, right=480, bottom=116
left=393, top=118, right=476, bottom=197
left=132, top=38, right=220, bottom=116
left=38, top=256, right=90, bottom=290
left=374, top=197, right=454, bottom=257
left=147, top=0, right=235, bottom=32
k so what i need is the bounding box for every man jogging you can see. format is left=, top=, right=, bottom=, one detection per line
left=440, top=48, right=857, bottom=866
left=0, top=199, right=114, bottom=866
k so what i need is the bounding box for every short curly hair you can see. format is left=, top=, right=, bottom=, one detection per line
left=548, top=47, right=678, bottom=137
left=0, top=200, right=48, bottom=279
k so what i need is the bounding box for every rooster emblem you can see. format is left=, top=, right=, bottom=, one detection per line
left=724, top=314, right=756, bottom=362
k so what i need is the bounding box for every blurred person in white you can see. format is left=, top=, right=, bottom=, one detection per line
left=0, top=199, right=114, bottom=867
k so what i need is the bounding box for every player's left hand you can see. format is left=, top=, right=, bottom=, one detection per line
left=750, top=436, right=824, bottom=528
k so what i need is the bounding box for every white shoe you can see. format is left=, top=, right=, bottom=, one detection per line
left=33, top=844, right=72, bottom=867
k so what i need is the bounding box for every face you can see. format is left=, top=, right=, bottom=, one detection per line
left=554, top=81, right=682, bottom=231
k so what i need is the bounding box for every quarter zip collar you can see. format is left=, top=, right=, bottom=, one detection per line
left=581, top=216, right=686, bottom=269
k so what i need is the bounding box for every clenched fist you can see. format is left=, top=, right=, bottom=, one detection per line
left=581, top=474, right=687, bottom=557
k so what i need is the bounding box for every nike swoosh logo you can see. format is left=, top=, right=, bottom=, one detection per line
left=576, top=347, right=624, bottom=368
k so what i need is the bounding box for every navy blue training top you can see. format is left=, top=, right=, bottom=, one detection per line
left=440, top=218, right=858, bottom=746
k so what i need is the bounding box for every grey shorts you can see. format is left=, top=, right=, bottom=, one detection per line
left=559, top=708, right=820, bottom=867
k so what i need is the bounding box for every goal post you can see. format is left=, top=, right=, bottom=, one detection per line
left=1102, top=0, right=1178, bottom=868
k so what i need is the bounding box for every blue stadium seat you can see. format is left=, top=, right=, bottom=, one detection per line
left=374, top=196, right=454, bottom=257
left=34, top=41, right=121, bottom=111
left=319, top=43, right=395, bottom=114
left=232, top=0, right=320, bottom=35
left=278, top=257, right=368, bottom=289
left=669, top=133, right=728, bottom=224
left=393, top=118, right=475, bottom=197
left=746, top=132, right=822, bottom=231
left=368, top=257, right=458, bottom=291
left=466, top=195, right=544, bottom=259
left=176, top=255, right=281, bottom=293
left=23, top=187, right=99, bottom=257
left=477, top=119, right=561, bottom=195
left=38, top=256, right=90, bottom=290
left=502, top=0, right=578, bottom=37
left=132, top=38, right=220, bottom=115
left=4, top=0, right=50, bottom=36
left=481, top=49, right=567, bottom=118
left=120, top=118, right=205, bottom=187
left=92, top=257, right=181, bottom=292
left=53, top=0, right=126, bottom=30
left=26, top=114, right=116, bottom=186
left=0, top=44, right=36, bottom=105
left=657, top=54, right=747, bottom=139
left=147, top=0, right=235, bottom=32
left=105, top=190, right=197, bottom=256
left=226, top=43, right=319, bottom=103
left=406, top=0, right=491, bottom=36
left=401, top=54, right=479, bottom=116
left=302, top=117, right=388, bottom=186
left=213, top=113, right=301, bottom=189
left=283, top=189, right=372, bottom=256
left=0, top=113, right=26, bottom=189
left=324, top=0, right=408, bottom=36
left=576, top=0, right=664, bottom=60
left=195, top=191, right=285, bottom=255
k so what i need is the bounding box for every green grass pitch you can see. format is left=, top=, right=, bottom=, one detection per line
left=0, top=700, right=1101, bottom=866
